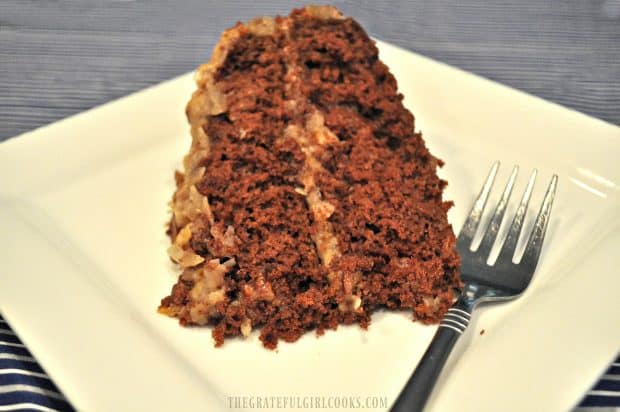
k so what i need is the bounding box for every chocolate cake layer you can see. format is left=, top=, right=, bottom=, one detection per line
left=159, top=6, right=460, bottom=349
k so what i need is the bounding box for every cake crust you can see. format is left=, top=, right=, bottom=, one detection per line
left=159, top=6, right=460, bottom=349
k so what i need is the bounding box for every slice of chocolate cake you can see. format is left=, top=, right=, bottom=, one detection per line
left=159, top=6, right=461, bottom=349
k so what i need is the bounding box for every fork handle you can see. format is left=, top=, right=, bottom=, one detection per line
left=391, top=301, right=472, bottom=412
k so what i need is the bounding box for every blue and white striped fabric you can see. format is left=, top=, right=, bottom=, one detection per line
left=577, top=360, right=620, bottom=410
left=0, top=315, right=73, bottom=412
left=0, top=0, right=619, bottom=141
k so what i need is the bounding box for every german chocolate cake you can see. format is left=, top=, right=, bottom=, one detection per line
left=159, top=6, right=460, bottom=349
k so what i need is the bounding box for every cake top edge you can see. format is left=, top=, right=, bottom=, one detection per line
left=192, top=5, right=345, bottom=88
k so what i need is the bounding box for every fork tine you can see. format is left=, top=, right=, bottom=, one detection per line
left=476, top=165, right=519, bottom=257
left=497, top=169, right=537, bottom=263
left=520, top=174, right=558, bottom=269
left=456, top=161, right=500, bottom=251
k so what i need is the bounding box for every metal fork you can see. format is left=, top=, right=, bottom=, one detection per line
left=392, top=162, right=558, bottom=412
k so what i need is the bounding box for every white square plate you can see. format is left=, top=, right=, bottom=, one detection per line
left=1, top=41, right=619, bottom=412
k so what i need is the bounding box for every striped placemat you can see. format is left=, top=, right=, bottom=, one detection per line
left=0, top=315, right=73, bottom=412
left=577, top=360, right=620, bottom=410
left=1, top=312, right=617, bottom=410
left=0, top=0, right=619, bottom=142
